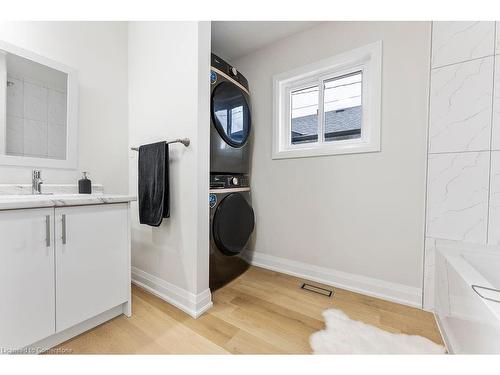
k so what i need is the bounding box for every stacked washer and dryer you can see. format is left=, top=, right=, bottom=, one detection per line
left=209, top=54, right=254, bottom=290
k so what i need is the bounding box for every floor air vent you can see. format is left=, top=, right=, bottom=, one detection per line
left=300, top=283, right=334, bottom=298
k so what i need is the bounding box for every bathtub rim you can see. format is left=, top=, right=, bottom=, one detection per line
left=436, top=244, right=500, bottom=323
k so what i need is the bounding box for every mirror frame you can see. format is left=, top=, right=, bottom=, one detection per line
left=0, top=40, right=78, bottom=169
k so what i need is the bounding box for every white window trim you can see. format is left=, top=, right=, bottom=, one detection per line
left=272, top=41, right=382, bottom=159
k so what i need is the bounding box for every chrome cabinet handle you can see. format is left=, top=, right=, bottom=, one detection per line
left=61, top=214, right=67, bottom=245
left=45, top=215, right=51, bottom=247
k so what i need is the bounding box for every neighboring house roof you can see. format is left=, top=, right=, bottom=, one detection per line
left=291, top=106, right=362, bottom=136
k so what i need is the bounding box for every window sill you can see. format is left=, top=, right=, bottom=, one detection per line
left=272, top=141, right=381, bottom=160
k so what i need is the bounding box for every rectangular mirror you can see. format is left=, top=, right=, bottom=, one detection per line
left=0, top=41, right=78, bottom=169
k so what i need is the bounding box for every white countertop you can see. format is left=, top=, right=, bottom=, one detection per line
left=0, top=193, right=136, bottom=211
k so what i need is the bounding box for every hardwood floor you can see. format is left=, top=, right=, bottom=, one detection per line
left=50, top=266, right=443, bottom=354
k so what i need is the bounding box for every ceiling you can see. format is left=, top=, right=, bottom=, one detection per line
left=211, top=21, right=321, bottom=61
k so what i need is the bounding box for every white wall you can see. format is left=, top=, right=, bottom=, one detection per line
left=0, top=22, right=128, bottom=193
left=424, top=21, right=500, bottom=310
left=128, top=21, right=212, bottom=317
left=232, top=21, right=431, bottom=306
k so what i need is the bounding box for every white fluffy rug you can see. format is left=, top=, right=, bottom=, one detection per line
left=310, top=309, right=446, bottom=354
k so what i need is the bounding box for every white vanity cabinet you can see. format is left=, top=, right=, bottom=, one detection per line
left=0, top=208, right=56, bottom=351
left=0, top=201, right=131, bottom=352
left=55, top=204, right=129, bottom=331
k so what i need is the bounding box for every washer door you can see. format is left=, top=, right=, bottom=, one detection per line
left=211, top=81, right=251, bottom=148
left=213, top=193, right=255, bottom=256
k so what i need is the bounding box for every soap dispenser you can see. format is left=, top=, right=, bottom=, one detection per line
left=78, top=172, right=92, bottom=194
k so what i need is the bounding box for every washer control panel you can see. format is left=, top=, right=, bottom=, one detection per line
left=209, top=193, right=217, bottom=208
left=211, top=53, right=249, bottom=90
left=210, top=174, right=249, bottom=189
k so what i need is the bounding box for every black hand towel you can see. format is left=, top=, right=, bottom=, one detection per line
left=138, top=142, right=170, bottom=226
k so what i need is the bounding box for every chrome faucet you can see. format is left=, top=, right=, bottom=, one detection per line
left=32, top=170, right=43, bottom=194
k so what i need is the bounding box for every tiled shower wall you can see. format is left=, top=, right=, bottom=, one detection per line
left=424, top=21, right=500, bottom=310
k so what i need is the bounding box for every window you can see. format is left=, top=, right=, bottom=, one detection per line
left=291, top=85, right=319, bottom=144
left=273, top=41, right=382, bottom=159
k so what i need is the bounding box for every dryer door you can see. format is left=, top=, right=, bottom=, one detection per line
left=213, top=193, right=255, bottom=256
left=211, top=81, right=251, bottom=148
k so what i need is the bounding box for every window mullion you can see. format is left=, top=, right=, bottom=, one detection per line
left=318, top=78, right=325, bottom=144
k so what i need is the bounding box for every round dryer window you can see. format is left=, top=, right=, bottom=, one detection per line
left=212, top=193, right=255, bottom=256
left=211, top=81, right=251, bottom=148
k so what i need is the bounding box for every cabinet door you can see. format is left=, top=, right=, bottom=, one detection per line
left=0, top=208, right=55, bottom=350
left=55, top=204, right=129, bottom=331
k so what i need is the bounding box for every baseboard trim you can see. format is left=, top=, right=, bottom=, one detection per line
left=242, top=251, right=421, bottom=308
left=131, top=266, right=212, bottom=319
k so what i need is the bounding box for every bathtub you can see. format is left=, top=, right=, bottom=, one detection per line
left=435, top=243, right=500, bottom=353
